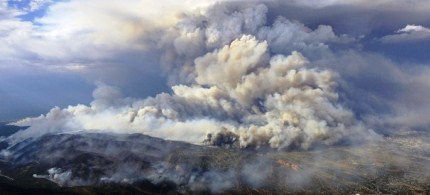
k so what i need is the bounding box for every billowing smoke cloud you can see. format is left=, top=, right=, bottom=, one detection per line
left=9, top=2, right=424, bottom=150
left=2, top=0, right=430, bottom=121
left=10, top=34, right=374, bottom=150
left=158, top=3, right=352, bottom=85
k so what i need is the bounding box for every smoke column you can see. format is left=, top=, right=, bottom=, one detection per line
left=7, top=3, right=380, bottom=150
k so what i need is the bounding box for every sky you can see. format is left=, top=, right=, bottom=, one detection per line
left=1, top=0, right=430, bottom=148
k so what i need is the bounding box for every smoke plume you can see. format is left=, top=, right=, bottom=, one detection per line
left=9, top=34, right=374, bottom=150
left=7, top=3, right=380, bottom=151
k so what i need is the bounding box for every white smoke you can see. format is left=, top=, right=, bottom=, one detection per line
left=33, top=168, right=79, bottom=186
left=10, top=34, right=375, bottom=150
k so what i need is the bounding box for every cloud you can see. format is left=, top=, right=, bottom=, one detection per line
left=0, top=0, right=229, bottom=72
left=282, top=0, right=430, bottom=9
left=380, top=24, right=430, bottom=43
left=0, top=0, right=241, bottom=105
left=28, top=0, right=51, bottom=12
left=397, top=24, right=430, bottom=33
left=1, top=0, right=430, bottom=72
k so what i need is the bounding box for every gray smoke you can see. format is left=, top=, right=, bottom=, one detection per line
left=8, top=3, right=379, bottom=151
left=9, top=35, right=375, bottom=150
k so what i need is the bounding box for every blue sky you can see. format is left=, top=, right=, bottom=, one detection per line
left=6, top=0, right=59, bottom=22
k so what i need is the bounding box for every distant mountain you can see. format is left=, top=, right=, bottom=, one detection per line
left=0, top=122, right=25, bottom=137
left=0, top=123, right=27, bottom=151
